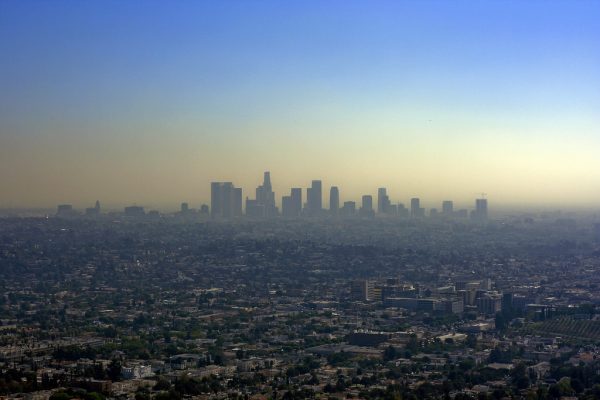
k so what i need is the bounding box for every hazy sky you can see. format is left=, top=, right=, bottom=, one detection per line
left=1, top=0, right=599, bottom=210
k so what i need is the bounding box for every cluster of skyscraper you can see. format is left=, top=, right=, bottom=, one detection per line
left=211, top=171, right=489, bottom=220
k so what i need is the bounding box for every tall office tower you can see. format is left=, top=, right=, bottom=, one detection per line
left=85, top=200, right=101, bottom=216
left=211, top=182, right=222, bottom=218
left=245, top=198, right=263, bottom=217
left=442, top=200, right=454, bottom=216
left=305, top=180, right=322, bottom=215
left=411, top=198, right=424, bottom=218
left=57, top=204, right=76, bottom=217
left=472, top=198, right=488, bottom=221
left=211, top=182, right=242, bottom=218
left=253, top=171, right=277, bottom=217
left=181, top=202, right=189, bottom=214
left=341, top=201, right=356, bottom=217
left=377, top=188, right=391, bottom=214
left=124, top=206, right=145, bottom=217
left=281, top=195, right=292, bottom=217
left=291, top=188, right=302, bottom=216
left=329, top=186, right=340, bottom=215
left=220, top=182, right=234, bottom=218
left=282, top=188, right=302, bottom=217
left=233, top=187, right=243, bottom=217
left=360, top=195, right=374, bottom=217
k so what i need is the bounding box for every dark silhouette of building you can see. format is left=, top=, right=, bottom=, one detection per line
left=329, top=186, right=339, bottom=216
left=442, top=200, right=454, bottom=216
left=471, top=198, right=488, bottom=221
left=341, top=201, right=356, bottom=217
left=305, top=180, right=322, bottom=215
left=410, top=198, right=424, bottom=218
left=85, top=200, right=101, bottom=216
left=124, top=206, right=145, bottom=217
left=180, top=202, right=189, bottom=214
left=211, top=182, right=242, bottom=218
left=377, top=188, right=392, bottom=215
left=56, top=204, right=76, bottom=217
left=282, top=187, right=302, bottom=217
left=360, top=195, right=374, bottom=218
left=251, top=171, right=277, bottom=217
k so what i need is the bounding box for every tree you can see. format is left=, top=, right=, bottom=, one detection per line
left=107, top=359, right=122, bottom=382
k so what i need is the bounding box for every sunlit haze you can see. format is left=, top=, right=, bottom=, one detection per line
left=1, top=1, right=599, bottom=211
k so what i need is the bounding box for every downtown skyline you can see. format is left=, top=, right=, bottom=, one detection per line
left=1, top=1, right=599, bottom=210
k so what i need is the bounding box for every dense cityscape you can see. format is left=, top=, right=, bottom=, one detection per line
left=2, top=1, right=599, bottom=400
left=2, top=172, right=600, bottom=399
left=54, top=172, right=490, bottom=223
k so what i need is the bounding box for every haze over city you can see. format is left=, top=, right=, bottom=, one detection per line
left=5, top=2, right=600, bottom=400
left=1, top=1, right=599, bottom=211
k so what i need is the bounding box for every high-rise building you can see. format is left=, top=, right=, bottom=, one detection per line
left=305, top=180, right=322, bottom=215
left=282, top=187, right=302, bottom=217
left=251, top=171, right=277, bottom=217
left=85, top=200, right=101, bottom=216
left=291, top=188, right=302, bottom=216
left=360, top=195, right=374, bottom=218
left=442, top=200, right=454, bottom=216
left=351, top=280, right=377, bottom=301
left=377, top=188, right=392, bottom=215
left=233, top=188, right=243, bottom=217
left=211, top=182, right=222, bottom=218
left=472, top=198, right=488, bottom=221
left=341, top=201, right=356, bottom=217
left=410, top=198, right=424, bottom=218
left=181, top=202, right=189, bottom=214
left=124, top=206, right=145, bottom=217
left=211, top=182, right=242, bottom=218
left=281, top=195, right=292, bottom=217
left=56, top=204, right=76, bottom=217
left=329, top=186, right=339, bottom=215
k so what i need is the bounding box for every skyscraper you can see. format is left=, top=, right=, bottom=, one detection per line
left=252, top=171, right=277, bottom=217
left=181, top=202, right=189, bottom=214
left=329, top=186, right=339, bottom=215
left=360, top=195, right=374, bottom=217
left=211, top=181, right=242, bottom=218
left=220, top=182, right=234, bottom=218
left=341, top=201, right=356, bottom=217
left=85, top=200, right=101, bottom=216
left=410, top=198, right=424, bottom=218
left=291, top=188, right=302, bottom=216
left=282, top=187, right=302, bottom=217
left=211, top=182, right=222, bottom=218
left=442, top=200, right=454, bottom=216
left=305, top=180, right=322, bottom=215
left=377, top=188, right=392, bottom=215
left=472, top=198, right=488, bottom=221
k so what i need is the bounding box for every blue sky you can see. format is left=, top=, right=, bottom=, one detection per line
left=1, top=0, right=599, bottom=209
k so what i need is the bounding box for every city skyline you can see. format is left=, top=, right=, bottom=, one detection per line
left=1, top=1, right=599, bottom=209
